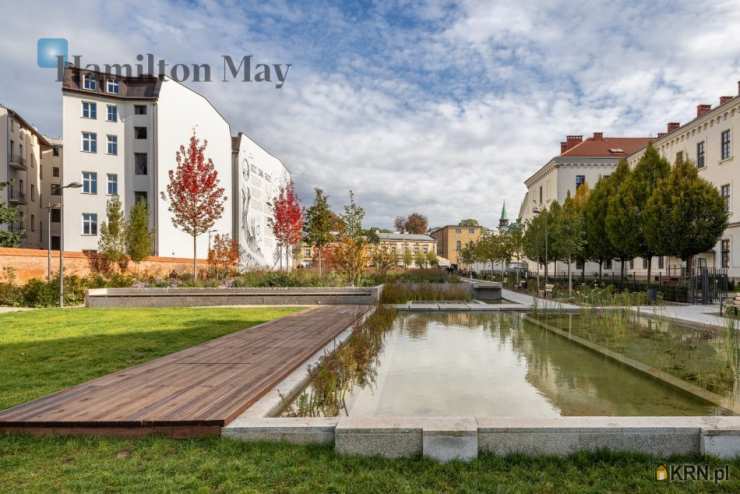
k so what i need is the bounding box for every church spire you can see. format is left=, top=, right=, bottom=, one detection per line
left=499, top=201, right=509, bottom=229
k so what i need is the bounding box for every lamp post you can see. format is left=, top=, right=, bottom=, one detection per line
left=533, top=207, right=548, bottom=288
left=58, top=182, right=82, bottom=308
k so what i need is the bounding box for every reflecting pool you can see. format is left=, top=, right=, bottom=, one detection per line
left=281, top=311, right=729, bottom=417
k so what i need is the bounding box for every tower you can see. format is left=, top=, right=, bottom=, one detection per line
left=498, top=201, right=509, bottom=229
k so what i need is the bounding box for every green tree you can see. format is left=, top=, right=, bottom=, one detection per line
left=0, top=182, right=22, bottom=247
left=98, top=196, right=127, bottom=265
left=426, top=249, right=438, bottom=267
left=304, top=188, right=334, bottom=276
left=126, top=201, right=153, bottom=263
left=459, top=218, right=479, bottom=227
left=622, top=144, right=671, bottom=279
left=402, top=248, right=413, bottom=269
left=583, top=175, right=615, bottom=280
left=371, top=244, right=397, bottom=277
left=523, top=208, right=549, bottom=280
left=605, top=160, right=638, bottom=279
left=413, top=250, right=426, bottom=268
left=551, top=194, right=584, bottom=297
left=341, top=190, right=365, bottom=240
left=644, top=159, right=728, bottom=274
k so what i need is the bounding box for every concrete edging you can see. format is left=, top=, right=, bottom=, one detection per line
left=223, top=416, right=740, bottom=461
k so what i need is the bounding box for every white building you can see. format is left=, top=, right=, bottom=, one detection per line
left=626, top=82, right=740, bottom=279
left=519, top=132, right=653, bottom=276
left=0, top=105, right=56, bottom=249
left=61, top=66, right=233, bottom=259
left=231, top=132, right=291, bottom=269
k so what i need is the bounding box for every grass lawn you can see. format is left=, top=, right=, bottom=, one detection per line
left=1, top=435, right=739, bottom=493
left=0, top=306, right=301, bottom=411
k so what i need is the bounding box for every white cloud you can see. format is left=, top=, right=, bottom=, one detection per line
left=1, top=0, right=740, bottom=229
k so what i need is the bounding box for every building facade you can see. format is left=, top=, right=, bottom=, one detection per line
left=626, top=83, right=740, bottom=278
left=61, top=66, right=233, bottom=259
left=429, top=224, right=484, bottom=267
left=377, top=232, right=436, bottom=266
left=0, top=105, right=54, bottom=249
left=519, top=133, right=652, bottom=276
left=232, top=132, right=291, bottom=269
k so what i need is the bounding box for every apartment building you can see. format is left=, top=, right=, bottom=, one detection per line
left=40, top=139, right=63, bottom=250
left=377, top=232, right=436, bottom=266
left=519, top=132, right=653, bottom=275
left=626, top=82, right=740, bottom=278
left=430, top=224, right=484, bottom=267
left=0, top=105, right=54, bottom=249
left=232, top=132, right=291, bottom=269
left=61, top=66, right=233, bottom=259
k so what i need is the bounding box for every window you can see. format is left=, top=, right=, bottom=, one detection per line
left=50, top=184, right=61, bottom=196
left=51, top=236, right=60, bottom=250
left=721, top=184, right=730, bottom=212
left=629, top=259, right=634, bottom=270
left=9, top=139, right=13, bottom=159
left=82, top=213, right=98, bottom=236
left=721, top=239, right=730, bottom=268
left=539, top=185, right=543, bottom=203
left=81, top=132, right=97, bottom=153
left=82, top=74, right=97, bottom=90
left=642, top=258, right=648, bottom=269
left=604, top=259, right=612, bottom=270
left=134, top=126, right=147, bottom=139
left=82, top=101, right=97, bottom=119
left=576, top=175, right=585, bottom=189
left=455, top=228, right=462, bottom=234
left=469, top=228, right=475, bottom=233
left=30, top=214, right=35, bottom=231
left=135, top=191, right=148, bottom=206
left=52, top=167, right=60, bottom=177
left=135, top=153, right=148, bottom=175
left=52, top=146, right=60, bottom=157
left=31, top=184, right=36, bottom=201
left=134, top=105, right=147, bottom=115
left=51, top=209, right=61, bottom=223
left=722, top=130, right=732, bottom=160
left=456, top=240, right=462, bottom=252
left=107, top=104, right=117, bottom=122
left=658, top=256, right=664, bottom=269
left=106, top=79, right=120, bottom=94
left=82, top=171, right=97, bottom=194
left=697, top=141, right=705, bottom=168
left=107, top=174, right=118, bottom=195
left=676, top=151, right=684, bottom=163
left=107, top=135, right=118, bottom=155
left=576, top=259, right=584, bottom=270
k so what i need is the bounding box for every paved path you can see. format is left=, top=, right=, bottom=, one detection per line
left=500, top=288, right=580, bottom=310
left=629, top=304, right=730, bottom=329
left=0, top=305, right=371, bottom=437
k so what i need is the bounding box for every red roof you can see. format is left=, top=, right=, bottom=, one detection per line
left=561, top=136, right=653, bottom=158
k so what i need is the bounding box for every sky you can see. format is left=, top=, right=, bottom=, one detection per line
left=2, top=0, right=740, bottom=229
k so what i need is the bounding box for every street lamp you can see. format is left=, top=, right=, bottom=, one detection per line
left=532, top=207, right=548, bottom=289
left=58, top=182, right=82, bottom=308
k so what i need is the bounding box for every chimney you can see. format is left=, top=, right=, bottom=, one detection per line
left=667, top=122, right=680, bottom=132
left=657, top=132, right=667, bottom=138
left=560, top=135, right=583, bottom=154
left=720, top=96, right=733, bottom=106
left=697, top=104, right=712, bottom=118
left=592, top=132, right=603, bottom=140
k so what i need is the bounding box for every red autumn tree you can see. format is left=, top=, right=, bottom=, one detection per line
left=166, top=132, right=226, bottom=278
left=208, top=233, right=240, bottom=279
left=269, top=181, right=303, bottom=271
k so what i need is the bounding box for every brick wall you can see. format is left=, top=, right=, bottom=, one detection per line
left=0, top=247, right=210, bottom=283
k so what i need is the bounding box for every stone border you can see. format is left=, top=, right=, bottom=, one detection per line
left=522, top=314, right=740, bottom=414
left=223, top=416, right=740, bottom=460
left=86, top=286, right=383, bottom=308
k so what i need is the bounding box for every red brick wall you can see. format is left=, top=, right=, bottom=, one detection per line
left=0, top=247, right=209, bottom=283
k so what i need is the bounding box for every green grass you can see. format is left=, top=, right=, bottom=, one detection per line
left=1, top=435, right=738, bottom=493
left=0, top=307, right=301, bottom=411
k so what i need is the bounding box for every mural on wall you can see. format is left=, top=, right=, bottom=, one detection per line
left=236, top=135, right=291, bottom=269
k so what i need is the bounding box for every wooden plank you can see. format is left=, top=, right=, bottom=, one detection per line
left=0, top=305, right=371, bottom=437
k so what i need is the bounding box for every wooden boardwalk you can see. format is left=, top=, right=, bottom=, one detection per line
left=0, top=305, right=371, bottom=437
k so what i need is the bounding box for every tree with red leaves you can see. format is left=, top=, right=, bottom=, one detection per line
left=269, top=181, right=303, bottom=271
left=166, top=132, right=226, bottom=278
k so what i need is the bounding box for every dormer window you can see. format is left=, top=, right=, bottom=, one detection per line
left=82, top=74, right=97, bottom=90
left=608, top=148, right=624, bottom=153
left=106, top=79, right=120, bottom=94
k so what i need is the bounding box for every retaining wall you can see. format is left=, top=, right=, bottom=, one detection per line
left=86, top=286, right=383, bottom=308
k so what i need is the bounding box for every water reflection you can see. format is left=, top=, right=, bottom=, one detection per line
left=281, top=311, right=727, bottom=417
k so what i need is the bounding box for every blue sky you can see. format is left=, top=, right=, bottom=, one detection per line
left=2, top=0, right=740, bottom=228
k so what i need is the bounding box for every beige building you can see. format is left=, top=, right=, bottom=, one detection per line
left=377, top=232, right=436, bottom=266
left=626, top=83, right=740, bottom=278
left=519, top=133, right=653, bottom=275
left=429, top=225, right=483, bottom=267
left=0, top=105, right=56, bottom=249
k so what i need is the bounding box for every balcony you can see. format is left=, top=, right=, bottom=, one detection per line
left=8, top=155, right=26, bottom=170
left=8, top=190, right=26, bottom=204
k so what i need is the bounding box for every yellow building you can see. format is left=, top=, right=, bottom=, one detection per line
left=429, top=225, right=483, bottom=267
left=377, top=232, right=436, bottom=266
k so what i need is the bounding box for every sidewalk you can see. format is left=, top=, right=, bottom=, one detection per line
left=630, top=304, right=731, bottom=329
left=500, top=288, right=579, bottom=310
